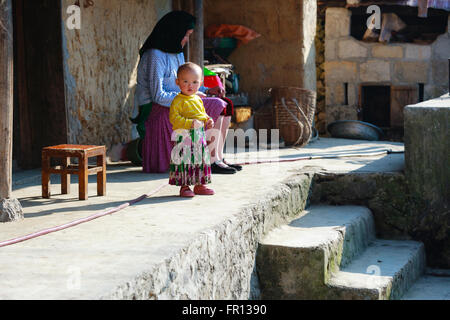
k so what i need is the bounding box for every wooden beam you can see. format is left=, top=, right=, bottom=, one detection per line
left=190, top=0, right=204, bottom=68
left=0, top=0, right=14, bottom=199
left=172, top=0, right=204, bottom=67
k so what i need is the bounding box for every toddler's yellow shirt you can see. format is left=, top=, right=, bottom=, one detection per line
left=169, top=93, right=210, bottom=131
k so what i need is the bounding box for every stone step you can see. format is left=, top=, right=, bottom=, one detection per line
left=257, top=205, right=376, bottom=299
left=401, top=275, right=450, bottom=300
left=328, top=239, right=426, bottom=300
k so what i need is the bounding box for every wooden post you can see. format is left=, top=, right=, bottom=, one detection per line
left=190, top=0, right=204, bottom=69
left=0, top=0, right=14, bottom=200
left=0, top=0, right=23, bottom=222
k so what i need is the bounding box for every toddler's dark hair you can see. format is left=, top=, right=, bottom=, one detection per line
left=177, top=62, right=203, bottom=78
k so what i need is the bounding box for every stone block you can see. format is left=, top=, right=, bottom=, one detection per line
left=325, top=104, right=358, bottom=126
left=404, top=95, right=450, bottom=267
left=325, top=8, right=351, bottom=39
left=324, top=61, right=357, bottom=83
left=404, top=94, right=450, bottom=207
left=326, top=82, right=357, bottom=108
left=431, top=60, right=449, bottom=87
left=347, top=82, right=357, bottom=107
left=372, top=45, right=404, bottom=59
left=432, top=34, right=450, bottom=60
left=360, top=60, right=390, bottom=82
left=404, top=44, right=431, bottom=60
left=423, top=85, right=449, bottom=101
left=338, top=39, right=368, bottom=59
left=325, top=39, right=337, bottom=61
left=393, top=61, right=428, bottom=83
left=0, top=199, right=24, bottom=223
left=326, top=82, right=344, bottom=106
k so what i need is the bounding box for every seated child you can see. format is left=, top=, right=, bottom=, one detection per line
left=169, top=62, right=215, bottom=198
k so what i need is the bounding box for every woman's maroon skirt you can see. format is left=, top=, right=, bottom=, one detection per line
left=142, top=97, right=227, bottom=173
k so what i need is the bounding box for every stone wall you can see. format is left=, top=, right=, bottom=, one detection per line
left=204, top=0, right=317, bottom=108
left=62, top=0, right=160, bottom=148
left=324, top=7, right=450, bottom=127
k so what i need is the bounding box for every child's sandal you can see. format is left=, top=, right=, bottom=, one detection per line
left=180, top=186, right=195, bottom=198
left=193, top=185, right=215, bottom=196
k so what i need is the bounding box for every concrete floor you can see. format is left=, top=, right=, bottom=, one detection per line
left=1, top=138, right=405, bottom=299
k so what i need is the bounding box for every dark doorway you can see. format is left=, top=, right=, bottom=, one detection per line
left=13, top=0, right=67, bottom=170
left=361, top=85, right=391, bottom=128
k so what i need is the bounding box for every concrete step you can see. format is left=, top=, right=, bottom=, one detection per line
left=257, top=205, right=376, bottom=299
left=401, top=275, right=450, bottom=300
left=328, top=239, right=426, bottom=300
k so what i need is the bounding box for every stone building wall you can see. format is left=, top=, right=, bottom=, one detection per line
left=204, top=0, right=317, bottom=108
left=61, top=0, right=160, bottom=148
left=324, top=7, right=450, bottom=127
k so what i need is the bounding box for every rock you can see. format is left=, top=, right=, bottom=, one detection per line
left=325, top=61, right=357, bottom=83
left=393, top=61, right=429, bottom=83
left=338, top=39, right=368, bottom=59
left=404, top=44, right=431, bottom=60
left=325, top=8, right=351, bottom=39
left=372, top=45, right=404, bottom=59
left=360, top=60, right=390, bottom=82
left=0, top=199, right=24, bottom=223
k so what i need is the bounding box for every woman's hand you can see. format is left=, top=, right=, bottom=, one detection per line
left=205, top=118, right=214, bottom=130
left=192, top=120, right=204, bottom=129
left=206, top=86, right=225, bottom=98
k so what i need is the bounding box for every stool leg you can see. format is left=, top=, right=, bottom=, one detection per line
left=42, top=152, right=51, bottom=199
left=61, top=157, right=71, bottom=195
left=79, top=154, right=88, bottom=200
left=97, top=153, right=106, bottom=196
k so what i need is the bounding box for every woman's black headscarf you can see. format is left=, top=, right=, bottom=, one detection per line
left=139, top=11, right=196, bottom=56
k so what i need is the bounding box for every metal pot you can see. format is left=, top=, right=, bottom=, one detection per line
left=327, top=120, right=384, bottom=141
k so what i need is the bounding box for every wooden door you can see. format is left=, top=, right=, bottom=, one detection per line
left=390, top=86, right=418, bottom=128
left=13, top=0, right=67, bottom=169
left=361, top=85, right=391, bottom=128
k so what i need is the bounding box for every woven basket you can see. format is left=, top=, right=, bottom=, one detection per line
left=271, top=87, right=316, bottom=147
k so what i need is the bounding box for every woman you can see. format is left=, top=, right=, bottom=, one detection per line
left=136, top=11, right=241, bottom=174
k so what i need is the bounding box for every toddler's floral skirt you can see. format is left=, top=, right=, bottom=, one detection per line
left=169, top=127, right=212, bottom=186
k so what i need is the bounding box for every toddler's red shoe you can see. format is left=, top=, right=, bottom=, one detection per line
left=180, top=186, right=195, bottom=198
left=193, top=185, right=215, bottom=196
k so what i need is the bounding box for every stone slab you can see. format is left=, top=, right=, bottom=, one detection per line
left=393, top=61, right=429, bottom=83
left=325, top=8, right=351, bottom=39
left=257, top=205, right=376, bottom=299
left=404, top=94, right=450, bottom=210
left=328, top=240, right=426, bottom=300
left=360, top=60, right=391, bottom=82
left=404, top=44, right=431, bottom=60
left=325, top=61, right=358, bottom=83
left=402, top=276, right=450, bottom=300
left=372, top=45, right=403, bottom=59
left=338, top=39, right=368, bottom=59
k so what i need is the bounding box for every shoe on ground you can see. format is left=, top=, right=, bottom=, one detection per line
left=222, top=158, right=242, bottom=171
left=180, top=186, right=195, bottom=198
left=194, top=185, right=215, bottom=195
left=211, top=162, right=237, bottom=174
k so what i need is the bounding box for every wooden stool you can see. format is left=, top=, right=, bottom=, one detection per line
left=42, top=145, right=106, bottom=200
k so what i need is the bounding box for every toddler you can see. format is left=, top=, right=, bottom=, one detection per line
left=169, top=62, right=215, bottom=197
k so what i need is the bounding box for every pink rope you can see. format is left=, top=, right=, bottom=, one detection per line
left=234, top=149, right=395, bottom=166
left=0, top=183, right=169, bottom=248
